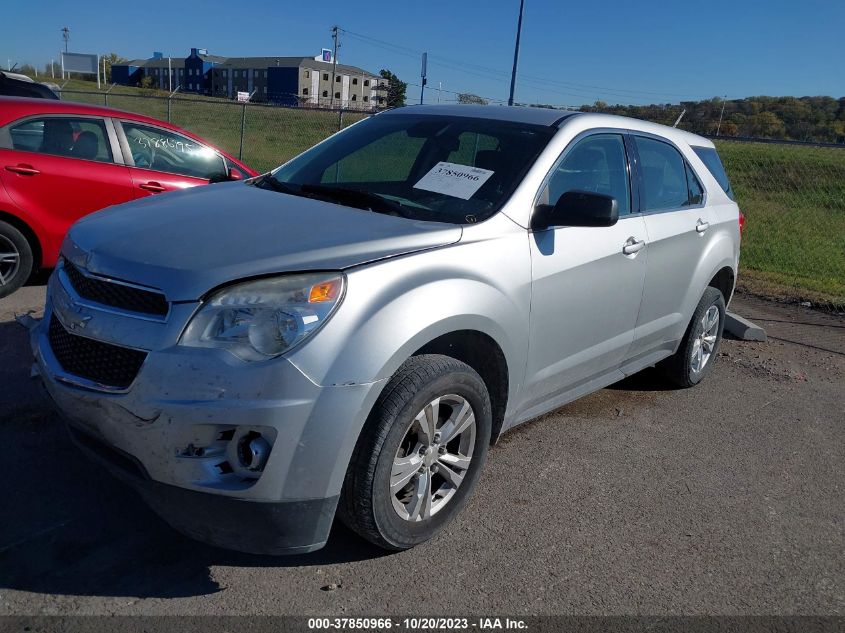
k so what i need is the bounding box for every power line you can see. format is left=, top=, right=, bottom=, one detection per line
left=339, top=26, right=709, bottom=104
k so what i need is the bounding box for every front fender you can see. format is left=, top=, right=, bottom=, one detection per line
left=287, top=218, right=531, bottom=404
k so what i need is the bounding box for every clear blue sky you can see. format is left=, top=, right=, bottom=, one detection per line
left=2, top=0, right=843, bottom=106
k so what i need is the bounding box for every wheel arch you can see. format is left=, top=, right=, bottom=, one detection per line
left=413, top=329, right=510, bottom=442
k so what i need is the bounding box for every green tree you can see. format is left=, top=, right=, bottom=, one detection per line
left=749, top=111, right=786, bottom=138
left=458, top=93, right=488, bottom=105
left=102, top=53, right=128, bottom=83
left=378, top=69, right=406, bottom=108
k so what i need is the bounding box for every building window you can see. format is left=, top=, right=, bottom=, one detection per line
left=352, top=77, right=358, bottom=85
left=323, top=73, right=328, bottom=81
left=363, top=95, right=368, bottom=102
left=351, top=94, right=357, bottom=101
left=334, top=91, right=340, bottom=98
left=305, top=70, right=310, bottom=78
left=322, top=90, right=328, bottom=97
left=364, top=79, right=370, bottom=86
left=303, top=88, right=309, bottom=95
left=335, top=75, right=341, bottom=82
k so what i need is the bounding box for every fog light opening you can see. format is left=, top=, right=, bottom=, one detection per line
left=236, top=431, right=271, bottom=473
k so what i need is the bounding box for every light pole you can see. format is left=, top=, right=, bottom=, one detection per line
left=508, top=0, right=525, bottom=106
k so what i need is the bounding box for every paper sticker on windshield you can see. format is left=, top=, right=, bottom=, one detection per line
left=413, top=161, right=494, bottom=200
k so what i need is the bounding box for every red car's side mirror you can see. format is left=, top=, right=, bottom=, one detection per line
left=228, top=168, right=243, bottom=181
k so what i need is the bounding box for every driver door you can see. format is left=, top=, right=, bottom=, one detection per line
left=116, top=120, right=227, bottom=198
left=520, top=132, right=648, bottom=415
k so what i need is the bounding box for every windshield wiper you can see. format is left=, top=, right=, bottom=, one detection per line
left=300, top=184, right=412, bottom=218
left=252, top=174, right=303, bottom=196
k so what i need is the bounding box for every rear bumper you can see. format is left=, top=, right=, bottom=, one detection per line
left=68, top=422, right=338, bottom=555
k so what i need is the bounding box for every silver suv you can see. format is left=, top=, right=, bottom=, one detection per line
left=32, top=105, right=741, bottom=554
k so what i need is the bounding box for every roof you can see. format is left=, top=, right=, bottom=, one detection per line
left=390, top=104, right=580, bottom=127
left=384, top=106, right=713, bottom=146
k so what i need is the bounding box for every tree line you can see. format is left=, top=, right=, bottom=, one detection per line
left=574, top=96, right=845, bottom=143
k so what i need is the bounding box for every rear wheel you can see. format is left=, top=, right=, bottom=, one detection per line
left=338, top=354, right=492, bottom=550
left=0, top=220, right=34, bottom=299
left=660, top=287, right=726, bottom=387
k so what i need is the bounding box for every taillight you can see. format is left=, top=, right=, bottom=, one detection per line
left=738, top=209, right=745, bottom=238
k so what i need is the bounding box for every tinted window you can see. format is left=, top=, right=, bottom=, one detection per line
left=121, top=122, right=225, bottom=180
left=273, top=114, right=555, bottom=224
left=9, top=117, right=112, bottom=162
left=686, top=163, right=704, bottom=205
left=546, top=134, right=631, bottom=215
left=693, top=146, right=734, bottom=200
left=635, top=136, right=689, bottom=211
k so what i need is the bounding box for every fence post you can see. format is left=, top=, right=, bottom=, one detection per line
left=337, top=107, right=344, bottom=132
left=239, top=103, right=247, bottom=161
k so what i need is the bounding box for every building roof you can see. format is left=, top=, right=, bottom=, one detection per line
left=116, top=53, right=381, bottom=78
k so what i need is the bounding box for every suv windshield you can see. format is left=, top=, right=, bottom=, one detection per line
left=264, top=113, right=556, bottom=224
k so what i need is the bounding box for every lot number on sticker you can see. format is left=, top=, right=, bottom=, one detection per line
left=413, top=161, right=495, bottom=200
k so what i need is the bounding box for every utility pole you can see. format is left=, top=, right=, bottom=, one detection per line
left=716, top=95, right=726, bottom=136
left=51, top=59, right=55, bottom=78
left=438, top=81, right=442, bottom=104
left=508, top=0, right=525, bottom=106
left=420, top=52, right=427, bottom=105
left=168, top=56, right=172, bottom=92
left=330, top=25, right=339, bottom=109
left=61, top=26, right=70, bottom=53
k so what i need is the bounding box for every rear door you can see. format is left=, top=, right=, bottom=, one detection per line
left=521, top=132, right=648, bottom=414
left=627, top=134, right=714, bottom=362
left=115, top=120, right=229, bottom=198
left=0, top=114, right=133, bottom=260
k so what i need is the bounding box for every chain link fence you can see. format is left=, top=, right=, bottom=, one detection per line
left=60, top=89, right=367, bottom=173
left=715, top=139, right=845, bottom=310
left=58, top=90, right=845, bottom=310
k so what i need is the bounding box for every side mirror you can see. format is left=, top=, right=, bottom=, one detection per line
left=228, top=168, right=243, bottom=181
left=532, top=190, right=619, bottom=230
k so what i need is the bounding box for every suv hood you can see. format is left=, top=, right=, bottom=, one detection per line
left=64, top=182, right=462, bottom=301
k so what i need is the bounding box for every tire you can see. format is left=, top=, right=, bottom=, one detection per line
left=338, top=354, right=492, bottom=551
left=659, top=286, right=726, bottom=388
left=0, top=220, right=34, bottom=299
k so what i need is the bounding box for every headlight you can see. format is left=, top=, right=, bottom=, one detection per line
left=180, top=273, right=345, bottom=361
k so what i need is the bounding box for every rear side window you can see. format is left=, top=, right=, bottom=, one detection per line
left=8, top=117, right=113, bottom=162
left=121, top=121, right=226, bottom=180
left=634, top=136, right=689, bottom=212
left=693, top=146, right=734, bottom=200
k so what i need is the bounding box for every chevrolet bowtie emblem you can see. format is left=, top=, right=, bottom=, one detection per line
left=54, top=291, right=92, bottom=331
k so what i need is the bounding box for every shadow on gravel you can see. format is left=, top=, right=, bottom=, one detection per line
left=0, top=320, right=387, bottom=600
left=606, top=367, right=681, bottom=392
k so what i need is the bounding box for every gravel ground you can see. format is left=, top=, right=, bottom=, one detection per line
left=0, top=283, right=842, bottom=616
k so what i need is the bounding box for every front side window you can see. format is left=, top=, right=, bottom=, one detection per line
left=544, top=134, right=631, bottom=215
left=121, top=122, right=225, bottom=180
left=635, top=136, right=690, bottom=212
left=8, top=117, right=113, bottom=163
left=267, top=114, right=555, bottom=224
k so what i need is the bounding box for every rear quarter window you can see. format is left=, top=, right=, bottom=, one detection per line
left=693, top=146, right=734, bottom=200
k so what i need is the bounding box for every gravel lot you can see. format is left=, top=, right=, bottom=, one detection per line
left=0, top=282, right=842, bottom=616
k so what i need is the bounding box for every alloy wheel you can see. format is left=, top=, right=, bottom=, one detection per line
left=0, top=235, right=21, bottom=288
left=390, top=394, right=476, bottom=522
left=690, top=305, right=720, bottom=373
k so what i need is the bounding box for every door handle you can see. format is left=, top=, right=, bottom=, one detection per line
left=5, top=164, right=40, bottom=176
left=139, top=181, right=166, bottom=193
left=696, top=219, right=710, bottom=233
left=622, top=237, right=646, bottom=255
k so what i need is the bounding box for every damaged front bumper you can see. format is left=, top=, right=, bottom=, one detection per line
left=28, top=278, right=384, bottom=555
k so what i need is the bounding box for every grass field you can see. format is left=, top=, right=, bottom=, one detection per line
left=715, top=140, right=845, bottom=307
left=44, top=79, right=845, bottom=308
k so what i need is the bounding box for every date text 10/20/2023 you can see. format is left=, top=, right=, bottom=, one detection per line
left=307, top=617, right=528, bottom=630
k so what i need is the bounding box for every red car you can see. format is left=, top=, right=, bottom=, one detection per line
left=0, top=97, right=258, bottom=297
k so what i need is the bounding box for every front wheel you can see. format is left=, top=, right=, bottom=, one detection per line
left=660, top=286, right=726, bottom=388
left=338, top=354, right=492, bottom=550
